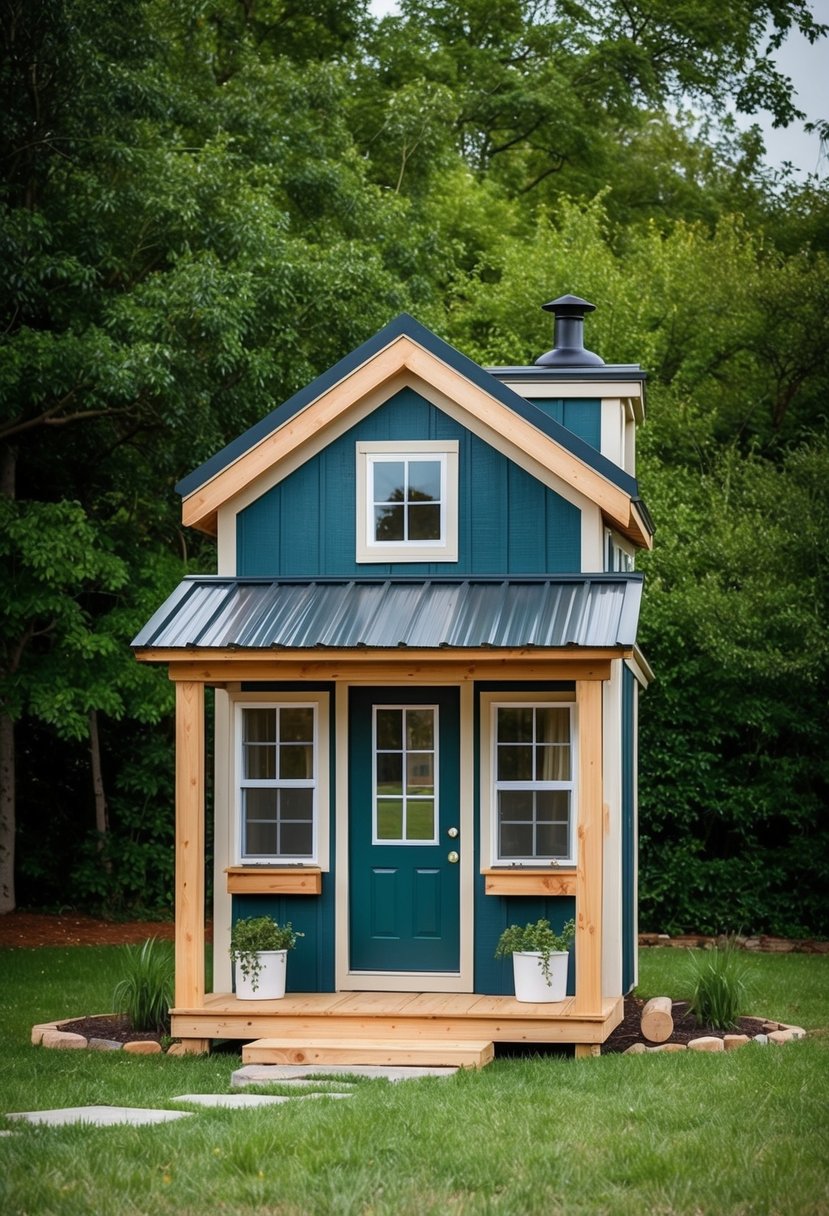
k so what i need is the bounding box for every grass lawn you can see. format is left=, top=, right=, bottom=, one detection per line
left=0, top=945, right=826, bottom=1215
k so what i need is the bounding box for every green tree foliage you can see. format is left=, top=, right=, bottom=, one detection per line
left=0, top=0, right=826, bottom=931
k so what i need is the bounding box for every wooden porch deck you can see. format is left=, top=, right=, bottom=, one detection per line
left=171, top=990, right=624, bottom=1048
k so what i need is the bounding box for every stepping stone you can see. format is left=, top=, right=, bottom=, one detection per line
left=7, top=1105, right=192, bottom=1128
left=232, top=1063, right=459, bottom=1087
left=171, top=1093, right=352, bottom=1108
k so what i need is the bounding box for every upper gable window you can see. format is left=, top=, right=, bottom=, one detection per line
left=356, top=441, right=459, bottom=563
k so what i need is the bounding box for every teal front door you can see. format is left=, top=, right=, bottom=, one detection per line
left=349, top=687, right=461, bottom=974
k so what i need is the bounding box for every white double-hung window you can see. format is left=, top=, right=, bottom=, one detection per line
left=356, top=441, right=459, bottom=562
left=481, top=694, right=576, bottom=867
left=236, top=695, right=328, bottom=865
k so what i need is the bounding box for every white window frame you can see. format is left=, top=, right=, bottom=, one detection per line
left=605, top=528, right=635, bottom=573
left=356, top=440, right=459, bottom=562
left=372, top=703, right=439, bottom=846
left=480, top=692, right=577, bottom=868
left=234, top=692, right=330, bottom=868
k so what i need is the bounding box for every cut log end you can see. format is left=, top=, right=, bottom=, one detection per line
left=641, top=996, right=674, bottom=1043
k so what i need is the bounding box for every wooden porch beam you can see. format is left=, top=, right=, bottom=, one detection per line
left=574, top=680, right=603, bottom=1015
left=175, top=681, right=206, bottom=1022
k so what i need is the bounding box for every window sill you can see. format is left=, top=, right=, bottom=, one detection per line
left=482, top=868, right=577, bottom=896
left=226, top=867, right=322, bottom=895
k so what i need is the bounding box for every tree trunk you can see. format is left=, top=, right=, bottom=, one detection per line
left=0, top=445, right=16, bottom=912
left=0, top=712, right=14, bottom=913
left=89, top=709, right=111, bottom=872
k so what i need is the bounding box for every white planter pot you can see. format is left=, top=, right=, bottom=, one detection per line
left=234, top=949, right=288, bottom=1000
left=512, top=950, right=569, bottom=1003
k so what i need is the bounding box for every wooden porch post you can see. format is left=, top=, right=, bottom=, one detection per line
left=574, top=680, right=603, bottom=1015
left=174, top=679, right=209, bottom=1052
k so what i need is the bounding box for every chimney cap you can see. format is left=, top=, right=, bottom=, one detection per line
left=536, top=293, right=604, bottom=367
left=541, top=293, right=596, bottom=316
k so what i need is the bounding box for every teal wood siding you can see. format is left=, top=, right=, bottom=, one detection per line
left=621, top=665, right=637, bottom=994
left=528, top=398, right=601, bottom=451
left=236, top=388, right=581, bottom=577
left=473, top=682, right=576, bottom=996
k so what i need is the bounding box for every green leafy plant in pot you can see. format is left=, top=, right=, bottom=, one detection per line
left=229, top=917, right=303, bottom=1000
left=495, top=917, right=576, bottom=1003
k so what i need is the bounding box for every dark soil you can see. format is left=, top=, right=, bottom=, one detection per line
left=58, top=1014, right=164, bottom=1045
left=601, top=995, right=770, bottom=1053
left=0, top=910, right=212, bottom=948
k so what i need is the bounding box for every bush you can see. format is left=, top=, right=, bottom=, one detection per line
left=112, top=938, right=174, bottom=1034
left=686, top=942, right=752, bottom=1031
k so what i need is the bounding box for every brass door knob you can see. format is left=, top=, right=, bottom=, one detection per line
left=447, top=851, right=459, bottom=864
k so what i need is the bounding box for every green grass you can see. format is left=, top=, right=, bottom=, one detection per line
left=0, top=946, right=827, bottom=1215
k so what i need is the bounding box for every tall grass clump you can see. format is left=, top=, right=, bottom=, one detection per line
left=112, top=937, right=173, bottom=1033
left=687, top=941, right=752, bottom=1031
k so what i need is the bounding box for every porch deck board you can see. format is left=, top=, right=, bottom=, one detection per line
left=172, top=992, right=623, bottom=1047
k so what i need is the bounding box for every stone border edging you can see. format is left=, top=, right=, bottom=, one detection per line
left=622, top=1019, right=806, bottom=1055
left=33, top=1013, right=808, bottom=1059
left=31, top=1015, right=192, bottom=1056
left=639, top=933, right=828, bottom=954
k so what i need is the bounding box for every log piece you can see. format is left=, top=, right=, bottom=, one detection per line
left=640, top=996, right=674, bottom=1043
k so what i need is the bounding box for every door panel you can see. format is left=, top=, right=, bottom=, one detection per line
left=349, top=687, right=460, bottom=973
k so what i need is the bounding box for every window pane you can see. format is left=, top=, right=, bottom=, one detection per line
left=243, top=788, right=278, bottom=855
left=407, top=460, right=441, bottom=502
left=376, top=709, right=402, bottom=750
left=536, top=745, right=570, bottom=781
left=377, top=798, right=403, bottom=840
left=536, top=822, right=569, bottom=857
left=375, top=505, right=404, bottom=541
left=497, top=744, right=532, bottom=781
left=280, top=788, right=314, bottom=821
left=279, top=744, right=313, bottom=779
left=498, top=789, right=533, bottom=821
left=377, top=752, right=403, bottom=794
left=280, top=820, right=314, bottom=857
left=373, top=461, right=405, bottom=502
left=280, top=707, right=313, bottom=742
left=408, top=503, right=441, bottom=540
left=535, top=790, right=570, bottom=823
left=499, top=821, right=533, bottom=857
left=497, top=708, right=533, bottom=742
left=536, top=707, right=569, bottom=745
left=243, top=708, right=276, bottom=742
left=407, top=752, right=434, bottom=793
left=407, top=798, right=435, bottom=839
left=406, top=709, right=433, bottom=750
left=245, top=820, right=278, bottom=856
left=244, top=743, right=276, bottom=780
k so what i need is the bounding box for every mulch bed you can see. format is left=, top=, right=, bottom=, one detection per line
left=601, top=995, right=769, bottom=1053
left=58, top=1014, right=164, bottom=1045
left=0, top=910, right=212, bottom=948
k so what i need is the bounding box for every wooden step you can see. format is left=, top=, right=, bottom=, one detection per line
left=241, top=1037, right=494, bottom=1069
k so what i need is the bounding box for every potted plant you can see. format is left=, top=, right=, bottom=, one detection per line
left=495, top=917, right=576, bottom=1003
left=229, top=917, right=303, bottom=1000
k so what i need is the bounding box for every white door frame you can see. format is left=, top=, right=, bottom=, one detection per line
left=335, top=681, right=474, bottom=992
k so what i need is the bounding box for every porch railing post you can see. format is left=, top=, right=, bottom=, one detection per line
left=174, top=679, right=205, bottom=1013
left=574, top=679, right=603, bottom=1015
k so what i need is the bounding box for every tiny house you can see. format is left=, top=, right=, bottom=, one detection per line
left=133, top=297, right=653, bottom=1060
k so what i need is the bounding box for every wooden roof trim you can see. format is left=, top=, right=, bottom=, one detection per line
left=181, top=334, right=640, bottom=537
left=182, top=336, right=414, bottom=531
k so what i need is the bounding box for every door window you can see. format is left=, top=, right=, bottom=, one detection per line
left=373, top=705, right=438, bottom=844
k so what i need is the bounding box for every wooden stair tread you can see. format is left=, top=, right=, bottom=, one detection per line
left=242, top=1037, right=494, bottom=1068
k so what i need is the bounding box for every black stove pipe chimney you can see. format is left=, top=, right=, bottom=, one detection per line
left=535, top=294, right=604, bottom=367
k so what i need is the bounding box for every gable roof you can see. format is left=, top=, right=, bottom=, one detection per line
left=177, top=314, right=652, bottom=547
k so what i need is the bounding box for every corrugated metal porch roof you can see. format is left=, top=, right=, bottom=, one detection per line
left=132, top=575, right=643, bottom=652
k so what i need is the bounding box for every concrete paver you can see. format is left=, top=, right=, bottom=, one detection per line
left=232, top=1063, right=459, bottom=1087
left=171, top=1092, right=352, bottom=1107
left=8, top=1105, right=192, bottom=1127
